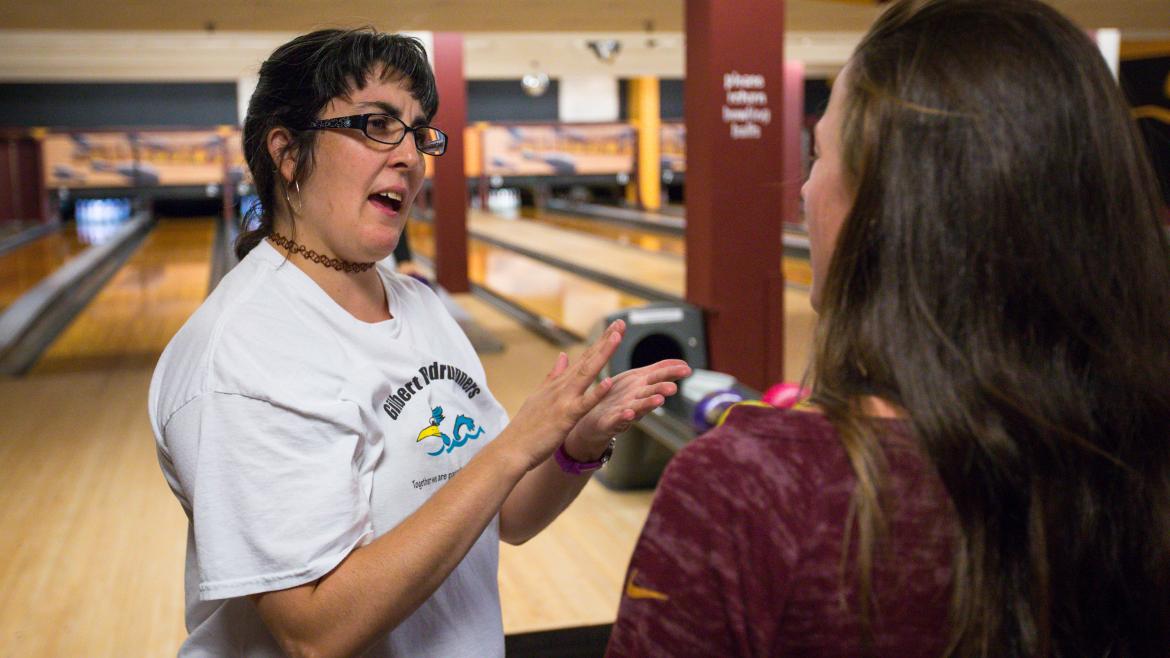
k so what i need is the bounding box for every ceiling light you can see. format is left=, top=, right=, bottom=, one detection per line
left=586, top=39, right=622, bottom=64
left=521, top=70, right=550, bottom=97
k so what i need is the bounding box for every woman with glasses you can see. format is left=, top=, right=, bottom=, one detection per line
left=608, top=0, right=1170, bottom=655
left=149, top=28, right=690, bottom=657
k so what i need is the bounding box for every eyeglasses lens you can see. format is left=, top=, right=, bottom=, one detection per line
left=414, top=128, right=446, bottom=156
left=362, top=115, right=446, bottom=155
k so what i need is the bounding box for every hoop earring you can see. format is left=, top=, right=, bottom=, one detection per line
left=283, top=180, right=303, bottom=215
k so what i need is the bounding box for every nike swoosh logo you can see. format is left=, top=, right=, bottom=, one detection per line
left=625, top=569, right=669, bottom=601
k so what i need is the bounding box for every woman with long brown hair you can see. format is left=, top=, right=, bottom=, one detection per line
left=608, top=0, right=1170, bottom=655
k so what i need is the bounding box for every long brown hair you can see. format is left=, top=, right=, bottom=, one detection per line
left=812, top=0, right=1170, bottom=655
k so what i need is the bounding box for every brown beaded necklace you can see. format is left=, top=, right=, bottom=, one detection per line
left=268, top=231, right=376, bottom=273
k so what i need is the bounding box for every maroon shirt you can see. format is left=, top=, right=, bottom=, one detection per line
left=607, top=405, right=956, bottom=657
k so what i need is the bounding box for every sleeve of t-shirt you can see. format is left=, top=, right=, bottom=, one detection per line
left=606, top=424, right=809, bottom=657
left=166, top=391, right=375, bottom=601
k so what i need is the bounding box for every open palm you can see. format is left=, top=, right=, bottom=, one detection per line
left=562, top=357, right=692, bottom=460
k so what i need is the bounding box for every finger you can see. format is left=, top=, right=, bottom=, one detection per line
left=580, top=328, right=622, bottom=378
left=575, top=375, right=614, bottom=415
left=645, top=358, right=689, bottom=369
left=598, top=318, right=625, bottom=336
left=609, top=369, right=634, bottom=384
left=598, top=363, right=680, bottom=397
left=638, top=361, right=693, bottom=384
left=570, top=329, right=623, bottom=391
left=625, top=358, right=688, bottom=373
left=589, top=319, right=626, bottom=359
left=597, top=407, right=637, bottom=435
left=613, top=361, right=691, bottom=389
left=626, top=394, right=666, bottom=418
left=621, top=381, right=677, bottom=403
left=574, top=320, right=623, bottom=370
left=608, top=411, right=636, bottom=435
left=602, top=396, right=665, bottom=431
left=545, top=352, right=569, bottom=383
left=645, top=379, right=683, bottom=393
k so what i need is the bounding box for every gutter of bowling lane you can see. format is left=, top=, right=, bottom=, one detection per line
left=0, top=223, right=61, bottom=257
left=412, top=210, right=686, bottom=305
left=544, top=199, right=686, bottom=235
left=208, top=213, right=240, bottom=293
left=0, top=211, right=155, bottom=376
left=544, top=198, right=813, bottom=262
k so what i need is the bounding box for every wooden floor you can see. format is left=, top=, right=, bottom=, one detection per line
left=0, top=218, right=215, bottom=656
left=0, top=213, right=817, bottom=655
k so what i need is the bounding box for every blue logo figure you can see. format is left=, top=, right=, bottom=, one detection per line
left=416, top=406, right=486, bottom=456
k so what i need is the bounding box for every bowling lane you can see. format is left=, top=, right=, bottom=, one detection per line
left=781, top=245, right=813, bottom=287
left=408, top=220, right=653, bottom=338
left=0, top=220, right=47, bottom=241
left=470, top=210, right=683, bottom=299
left=31, top=218, right=216, bottom=374
left=407, top=215, right=817, bottom=383
left=525, top=209, right=685, bottom=256
left=518, top=208, right=813, bottom=287
left=0, top=224, right=92, bottom=314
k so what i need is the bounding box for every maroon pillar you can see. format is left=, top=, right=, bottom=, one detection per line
left=0, top=134, right=45, bottom=222
left=431, top=32, right=469, bottom=293
left=0, top=138, right=14, bottom=221
left=685, top=0, right=788, bottom=390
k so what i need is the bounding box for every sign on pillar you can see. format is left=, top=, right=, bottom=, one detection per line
left=722, top=71, right=771, bottom=139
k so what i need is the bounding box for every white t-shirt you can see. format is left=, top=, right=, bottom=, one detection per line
left=149, top=240, right=510, bottom=657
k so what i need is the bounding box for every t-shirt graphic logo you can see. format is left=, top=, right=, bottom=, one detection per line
left=416, top=406, right=487, bottom=456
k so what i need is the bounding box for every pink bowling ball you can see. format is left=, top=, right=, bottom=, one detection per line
left=762, top=382, right=808, bottom=409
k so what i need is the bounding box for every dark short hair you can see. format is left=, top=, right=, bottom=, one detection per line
left=236, top=28, right=438, bottom=259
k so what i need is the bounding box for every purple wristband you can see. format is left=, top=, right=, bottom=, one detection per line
left=554, top=439, right=616, bottom=475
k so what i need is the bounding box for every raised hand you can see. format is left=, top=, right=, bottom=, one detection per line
left=561, top=357, right=692, bottom=461
left=496, top=319, right=630, bottom=472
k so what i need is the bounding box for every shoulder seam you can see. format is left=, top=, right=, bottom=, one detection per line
left=201, top=264, right=280, bottom=391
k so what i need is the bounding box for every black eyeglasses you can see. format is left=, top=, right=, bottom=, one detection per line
left=301, top=113, right=448, bottom=156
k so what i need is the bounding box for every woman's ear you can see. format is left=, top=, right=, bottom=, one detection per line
left=266, top=127, right=298, bottom=184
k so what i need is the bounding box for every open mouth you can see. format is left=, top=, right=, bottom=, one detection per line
left=369, top=190, right=404, bottom=214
